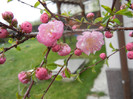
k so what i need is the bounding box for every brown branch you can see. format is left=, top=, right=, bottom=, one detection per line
left=0, top=37, right=30, bottom=54
left=79, top=46, right=125, bottom=74
left=0, top=22, right=19, bottom=32
left=105, top=0, right=117, bottom=30
left=23, top=47, right=51, bottom=99
left=41, top=53, right=74, bottom=99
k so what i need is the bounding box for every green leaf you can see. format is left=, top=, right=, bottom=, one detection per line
left=102, top=15, right=111, bottom=24
left=8, top=38, right=13, bottom=44
left=115, top=9, right=133, bottom=17
left=93, top=17, right=103, bottom=24
left=92, top=59, right=97, bottom=64
left=44, top=9, right=51, bottom=16
left=101, top=5, right=112, bottom=13
left=46, top=63, right=57, bottom=70
left=109, top=42, right=115, bottom=50
left=16, top=92, right=22, bottom=99
left=109, top=42, right=117, bottom=52
left=76, top=75, right=82, bottom=83
left=40, top=9, right=44, bottom=14
left=65, top=68, right=71, bottom=78
left=113, top=18, right=121, bottom=25
left=80, top=17, right=84, bottom=23
left=16, top=46, right=21, bottom=51
left=34, top=1, right=40, bottom=8
left=55, top=75, right=62, bottom=81
left=105, top=59, right=109, bottom=67
left=87, top=25, right=91, bottom=29
left=7, top=0, right=13, bottom=2
left=75, top=19, right=81, bottom=23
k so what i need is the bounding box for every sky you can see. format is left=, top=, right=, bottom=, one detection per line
left=0, top=0, right=57, bottom=24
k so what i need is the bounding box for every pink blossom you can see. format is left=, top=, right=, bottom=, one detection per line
left=40, top=13, right=49, bottom=23
left=11, top=18, right=18, bottom=27
left=58, top=43, right=71, bottom=56
left=76, top=31, right=104, bottom=55
left=126, top=42, right=133, bottom=51
left=0, top=28, right=9, bottom=38
left=18, top=71, right=31, bottom=84
left=74, top=49, right=82, bottom=56
left=0, top=55, right=6, bottom=64
left=99, top=53, right=106, bottom=60
left=105, top=31, right=113, bottom=38
left=127, top=51, right=133, bottom=59
left=35, top=67, right=51, bottom=80
left=2, top=11, right=14, bottom=23
left=20, top=21, right=32, bottom=33
left=52, top=44, right=61, bottom=52
left=37, top=20, right=64, bottom=47
left=129, top=31, right=133, bottom=37
left=86, top=13, right=94, bottom=19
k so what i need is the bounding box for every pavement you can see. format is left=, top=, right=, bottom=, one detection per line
left=87, top=64, right=110, bottom=99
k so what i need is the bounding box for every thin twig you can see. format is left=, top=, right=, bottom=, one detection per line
left=79, top=46, right=125, bottom=74
left=41, top=53, right=74, bottom=99
left=23, top=47, right=51, bottom=99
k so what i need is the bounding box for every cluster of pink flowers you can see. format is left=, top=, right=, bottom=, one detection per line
left=76, top=31, right=104, bottom=55
left=126, top=42, right=133, bottom=59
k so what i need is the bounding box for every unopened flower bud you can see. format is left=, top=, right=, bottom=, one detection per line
left=11, top=18, right=18, bottom=28
left=40, top=13, right=49, bottom=23
left=20, top=21, right=32, bottom=33
left=105, top=31, right=113, bottom=38
left=2, top=11, right=14, bottom=23
left=0, top=28, right=9, bottom=38
left=86, top=13, right=94, bottom=20
left=99, top=53, right=106, bottom=60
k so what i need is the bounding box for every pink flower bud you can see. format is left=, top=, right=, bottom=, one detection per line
left=129, top=31, right=133, bottom=37
left=18, top=71, right=31, bottom=84
left=127, top=51, right=133, bottom=59
left=11, top=18, right=18, bottom=27
left=99, top=26, right=104, bottom=30
left=2, top=11, right=14, bottom=23
left=74, top=49, right=82, bottom=56
left=126, top=42, right=133, bottom=51
left=120, top=4, right=126, bottom=10
left=110, top=15, right=115, bottom=20
left=0, top=28, right=9, bottom=38
left=20, top=21, right=32, bottom=33
left=72, top=25, right=77, bottom=30
left=58, top=43, right=71, bottom=56
left=0, top=55, right=6, bottom=64
left=52, top=44, right=61, bottom=52
left=99, top=53, right=106, bottom=60
left=61, top=68, right=71, bottom=78
left=105, top=31, right=113, bottom=38
left=40, top=13, right=49, bottom=23
left=35, top=67, right=51, bottom=80
left=131, top=3, right=133, bottom=10
left=86, top=13, right=94, bottom=20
